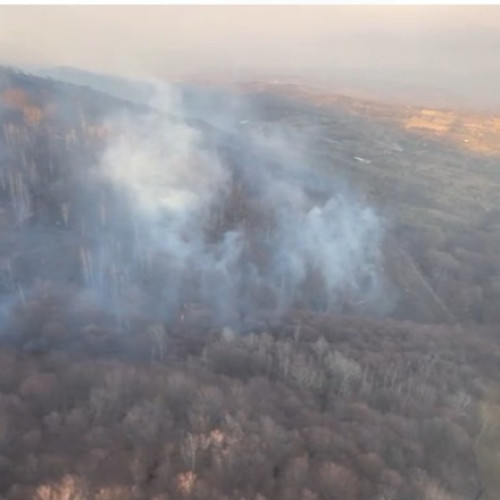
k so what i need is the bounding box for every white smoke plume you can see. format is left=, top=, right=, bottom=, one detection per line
left=76, top=85, right=391, bottom=329
left=0, top=70, right=393, bottom=335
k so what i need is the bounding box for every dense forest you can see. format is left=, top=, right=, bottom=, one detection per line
left=1, top=67, right=500, bottom=499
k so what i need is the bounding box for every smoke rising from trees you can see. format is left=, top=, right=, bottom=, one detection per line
left=79, top=87, right=392, bottom=328
left=0, top=78, right=392, bottom=331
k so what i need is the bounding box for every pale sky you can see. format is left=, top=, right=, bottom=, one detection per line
left=1, top=6, right=500, bottom=108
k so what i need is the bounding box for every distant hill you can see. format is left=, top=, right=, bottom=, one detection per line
left=31, top=65, right=157, bottom=106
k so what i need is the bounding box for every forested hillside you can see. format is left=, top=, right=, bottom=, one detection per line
left=1, top=67, right=500, bottom=499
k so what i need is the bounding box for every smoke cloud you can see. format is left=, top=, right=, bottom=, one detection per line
left=0, top=74, right=392, bottom=334
left=75, top=87, right=390, bottom=328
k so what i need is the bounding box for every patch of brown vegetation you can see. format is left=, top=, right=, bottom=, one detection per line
left=2, top=88, right=43, bottom=126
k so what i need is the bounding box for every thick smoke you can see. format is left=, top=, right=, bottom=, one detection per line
left=0, top=74, right=391, bottom=334
left=76, top=87, right=390, bottom=328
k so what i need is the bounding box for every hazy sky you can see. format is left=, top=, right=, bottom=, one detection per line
left=1, top=6, right=500, bottom=108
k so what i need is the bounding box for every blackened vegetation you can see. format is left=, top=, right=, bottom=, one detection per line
left=0, top=67, right=499, bottom=499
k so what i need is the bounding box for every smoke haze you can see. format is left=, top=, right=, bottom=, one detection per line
left=2, top=5, right=497, bottom=332
left=1, top=6, right=500, bottom=109
left=75, top=89, right=391, bottom=328
left=0, top=70, right=392, bottom=333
